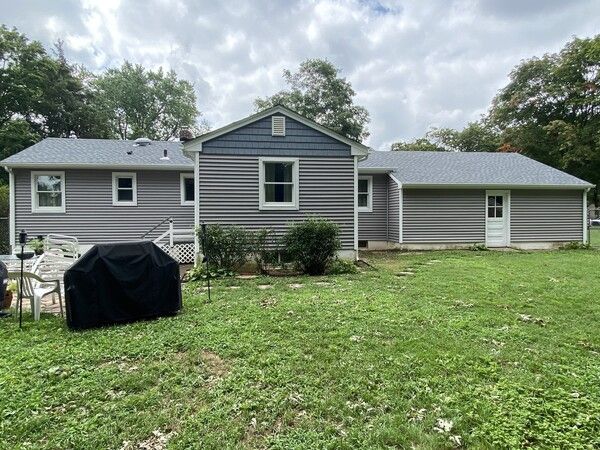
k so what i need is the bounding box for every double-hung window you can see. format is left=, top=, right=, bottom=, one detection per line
left=31, top=171, right=65, bottom=213
left=112, top=172, right=137, bottom=206
left=357, top=176, right=372, bottom=212
left=180, top=173, right=194, bottom=206
left=258, top=157, right=299, bottom=210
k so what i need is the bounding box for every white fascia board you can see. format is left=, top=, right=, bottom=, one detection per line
left=3, top=163, right=193, bottom=171
left=183, top=105, right=370, bottom=156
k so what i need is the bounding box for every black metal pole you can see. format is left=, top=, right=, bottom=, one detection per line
left=17, top=229, right=28, bottom=329
left=201, top=222, right=211, bottom=302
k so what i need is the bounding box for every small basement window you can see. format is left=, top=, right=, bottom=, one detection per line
left=112, top=172, right=137, bottom=206
left=31, top=171, right=65, bottom=213
left=358, top=176, right=372, bottom=212
left=358, top=240, right=368, bottom=249
left=272, top=116, right=286, bottom=136
left=180, top=173, right=194, bottom=205
left=259, top=157, right=299, bottom=210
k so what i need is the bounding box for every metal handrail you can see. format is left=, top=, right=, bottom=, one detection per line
left=141, top=216, right=172, bottom=239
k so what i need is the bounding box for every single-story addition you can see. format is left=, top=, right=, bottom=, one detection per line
left=1, top=105, right=593, bottom=260
left=357, top=151, right=593, bottom=250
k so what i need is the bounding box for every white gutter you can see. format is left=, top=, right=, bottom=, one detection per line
left=3, top=163, right=193, bottom=171
left=401, top=183, right=593, bottom=190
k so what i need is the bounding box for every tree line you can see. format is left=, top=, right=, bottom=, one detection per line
left=0, top=25, right=200, bottom=165
left=1, top=24, right=598, bottom=203
left=393, top=35, right=600, bottom=204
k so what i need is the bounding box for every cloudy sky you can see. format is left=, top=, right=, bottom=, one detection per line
left=2, top=0, right=599, bottom=149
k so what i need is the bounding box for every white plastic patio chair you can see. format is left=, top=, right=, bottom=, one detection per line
left=8, top=271, right=63, bottom=321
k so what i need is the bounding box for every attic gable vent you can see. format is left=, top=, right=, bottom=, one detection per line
left=271, top=116, right=285, bottom=137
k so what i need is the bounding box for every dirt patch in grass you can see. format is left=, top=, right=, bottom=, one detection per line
left=201, top=350, right=229, bottom=379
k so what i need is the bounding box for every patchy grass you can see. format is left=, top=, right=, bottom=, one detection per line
left=589, top=227, right=600, bottom=247
left=2, top=249, right=600, bottom=448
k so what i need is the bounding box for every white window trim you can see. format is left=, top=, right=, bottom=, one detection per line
left=31, top=171, right=66, bottom=213
left=180, top=173, right=194, bottom=206
left=112, top=172, right=137, bottom=206
left=258, top=157, right=299, bottom=211
left=358, top=175, right=373, bottom=213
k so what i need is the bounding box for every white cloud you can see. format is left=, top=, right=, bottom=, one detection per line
left=1, top=0, right=599, bottom=149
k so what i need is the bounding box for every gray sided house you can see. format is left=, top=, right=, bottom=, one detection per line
left=357, top=151, right=593, bottom=250
left=182, top=106, right=370, bottom=258
left=0, top=105, right=593, bottom=260
left=1, top=138, right=195, bottom=252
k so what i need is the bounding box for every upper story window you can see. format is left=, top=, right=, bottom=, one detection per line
left=258, top=157, right=299, bottom=210
left=358, top=176, right=372, bottom=212
left=112, top=172, right=137, bottom=206
left=31, top=171, right=65, bottom=213
left=271, top=116, right=286, bottom=136
left=180, top=173, right=194, bottom=206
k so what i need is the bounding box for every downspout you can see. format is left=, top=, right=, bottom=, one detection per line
left=6, top=167, right=15, bottom=252
left=385, top=177, right=389, bottom=242
left=194, top=150, right=200, bottom=265
left=584, top=188, right=590, bottom=244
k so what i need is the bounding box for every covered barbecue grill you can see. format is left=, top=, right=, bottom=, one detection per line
left=64, top=241, right=181, bottom=330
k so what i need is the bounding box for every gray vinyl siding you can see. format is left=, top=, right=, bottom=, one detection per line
left=510, top=189, right=583, bottom=242
left=202, top=115, right=351, bottom=157
left=403, top=189, right=486, bottom=243
left=358, top=174, right=388, bottom=241
left=198, top=154, right=354, bottom=249
left=388, top=178, right=400, bottom=243
left=14, top=169, right=193, bottom=244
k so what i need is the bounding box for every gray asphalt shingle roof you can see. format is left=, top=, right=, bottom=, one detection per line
left=1, top=138, right=191, bottom=168
left=359, top=151, right=592, bottom=187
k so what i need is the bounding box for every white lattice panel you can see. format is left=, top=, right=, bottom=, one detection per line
left=159, top=243, right=196, bottom=264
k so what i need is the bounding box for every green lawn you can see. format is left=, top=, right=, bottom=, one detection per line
left=2, top=249, right=600, bottom=449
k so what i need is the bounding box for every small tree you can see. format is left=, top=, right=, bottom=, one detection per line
left=283, top=218, right=341, bottom=275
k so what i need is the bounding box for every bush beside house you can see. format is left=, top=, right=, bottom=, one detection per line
left=190, top=218, right=352, bottom=279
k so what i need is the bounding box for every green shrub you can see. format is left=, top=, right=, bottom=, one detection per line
left=183, top=264, right=234, bottom=282
left=252, top=228, right=272, bottom=274
left=0, top=184, right=8, bottom=217
left=197, top=224, right=251, bottom=272
left=283, top=218, right=341, bottom=275
left=470, top=243, right=488, bottom=251
left=560, top=241, right=590, bottom=250
left=326, top=258, right=358, bottom=275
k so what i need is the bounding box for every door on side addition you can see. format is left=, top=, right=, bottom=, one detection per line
left=485, top=190, right=510, bottom=247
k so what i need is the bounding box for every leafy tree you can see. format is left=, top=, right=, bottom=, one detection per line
left=92, top=62, right=199, bottom=140
left=255, top=59, right=370, bottom=142
left=490, top=35, right=600, bottom=203
left=391, top=137, right=445, bottom=152
left=392, top=121, right=500, bottom=152
left=0, top=26, right=106, bottom=170
left=428, top=121, right=501, bottom=152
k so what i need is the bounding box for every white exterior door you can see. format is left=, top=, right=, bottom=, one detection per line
left=486, top=190, right=510, bottom=247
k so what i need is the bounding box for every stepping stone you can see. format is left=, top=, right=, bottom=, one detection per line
left=314, top=282, right=331, bottom=287
left=257, top=284, right=272, bottom=290
left=229, top=286, right=241, bottom=290
left=236, top=275, right=257, bottom=279
left=288, top=283, right=304, bottom=289
left=396, top=271, right=415, bottom=276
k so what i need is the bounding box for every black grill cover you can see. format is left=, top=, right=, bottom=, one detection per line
left=64, top=241, right=181, bottom=330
